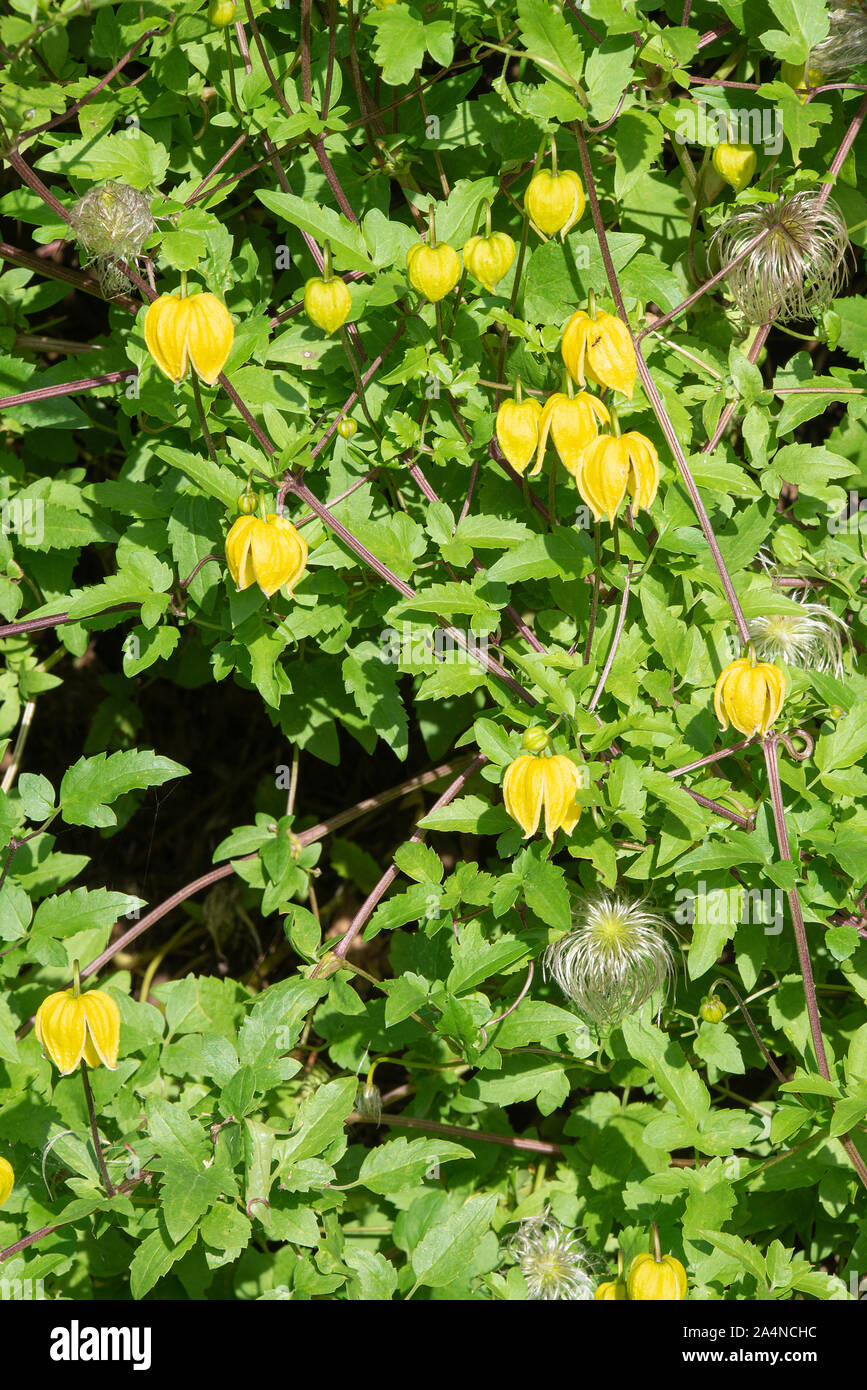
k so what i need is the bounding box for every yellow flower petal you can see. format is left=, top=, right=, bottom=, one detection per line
left=561, top=312, right=591, bottom=388
left=577, top=435, right=629, bottom=523
left=503, top=755, right=545, bottom=837
left=81, top=989, right=121, bottom=1070
left=34, top=991, right=87, bottom=1075
left=264, top=514, right=309, bottom=595
left=186, top=292, right=234, bottom=384
left=541, top=756, right=581, bottom=840
left=496, top=398, right=542, bottom=474
left=621, top=431, right=660, bottom=514
left=549, top=393, right=610, bottom=476
left=144, top=294, right=191, bottom=383
left=585, top=311, right=637, bottom=398
left=712, top=142, right=757, bottom=192
left=225, top=515, right=259, bottom=591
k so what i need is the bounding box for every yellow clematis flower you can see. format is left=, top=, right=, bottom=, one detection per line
left=503, top=734, right=583, bottom=840
left=406, top=241, right=461, bottom=302
left=495, top=396, right=542, bottom=474
left=144, top=292, right=234, bottom=386
left=576, top=431, right=659, bottom=523
left=461, top=231, right=516, bottom=292
left=533, top=391, right=610, bottom=477
left=524, top=169, right=585, bottom=238
left=627, top=1251, right=687, bottom=1301
left=225, top=513, right=308, bottom=599
left=712, top=142, right=757, bottom=192
left=35, top=987, right=121, bottom=1076
left=713, top=656, right=786, bottom=737
left=594, top=1277, right=628, bottom=1300
left=561, top=308, right=636, bottom=398
left=304, top=276, right=352, bottom=335
left=0, top=1156, right=13, bottom=1208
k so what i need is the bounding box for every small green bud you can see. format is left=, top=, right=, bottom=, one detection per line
left=237, top=490, right=261, bottom=515
left=521, top=726, right=551, bottom=753
left=337, top=417, right=358, bottom=440
left=209, top=0, right=237, bottom=27
left=699, top=995, right=727, bottom=1025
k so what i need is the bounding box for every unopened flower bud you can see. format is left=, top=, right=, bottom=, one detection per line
left=208, top=0, right=237, bottom=25
left=406, top=240, right=462, bottom=302
left=699, top=995, right=727, bottom=1024
left=461, top=230, right=515, bottom=292
left=304, top=276, right=352, bottom=335
left=524, top=169, right=585, bottom=238
left=496, top=396, right=542, bottom=474
left=712, top=142, right=757, bottom=193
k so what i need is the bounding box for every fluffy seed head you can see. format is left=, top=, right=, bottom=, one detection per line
left=810, top=4, right=867, bottom=80
left=749, top=599, right=851, bottom=677
left=69, top=182, right=154, bottom=295
left=544, top=893, right=675, bottom=1028
left=508, top=1210, right=596, bottom=1301
left=710, top=192, right=850, bottom=324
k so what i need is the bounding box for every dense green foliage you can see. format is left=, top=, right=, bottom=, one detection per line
left=0, top=0, right=866, bottom=1302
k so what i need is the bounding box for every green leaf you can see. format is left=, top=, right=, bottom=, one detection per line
left=517, top=0, right=584, bottom=88
left=60, top=749, right=188, bottom=828
left=32, top=887, right=144, bottom=939
left=585, top=37, right=635, bottom=123
left=411, top=1193, right=498, bottom=1289
left=129, top=1220, right=199, bottom=1300
left=358, top=1137, right=472, bottom=1194
left=622, top=1017, right=711, bottom=1125
left=279, top=1077, right=357, bottom=1167
left=257, top=190, right=373, bottom=273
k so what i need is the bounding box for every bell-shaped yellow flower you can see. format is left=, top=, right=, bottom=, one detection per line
left=524, top=169, right=585, bottom=238
left=712, top=142, right=757, bottom=192
left=35, top=987, right=121, bottom=1076
left=561, top=308, right=636, bottom=398
left=503, top=751, right=583, bottom=840
left=461, top=231, right=516, bottom=292
left=714, top=656, right=785, bottom=737
left=304, top=276, right=352, bottom=335
left=144, top=292, right=234, bottom=386
left=406, top=241, right=461, bottom=302
left=225, top=513, right=308, bottom=599
left=0, top=1156, right=13, bottom=1208
left=577, top=431, right=659, bottom=523
left=627, top=1251, right=687, bottom=1301
left=532, top=391, right=610, bottom=477
left=496, top=396, right=542, bottom=474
